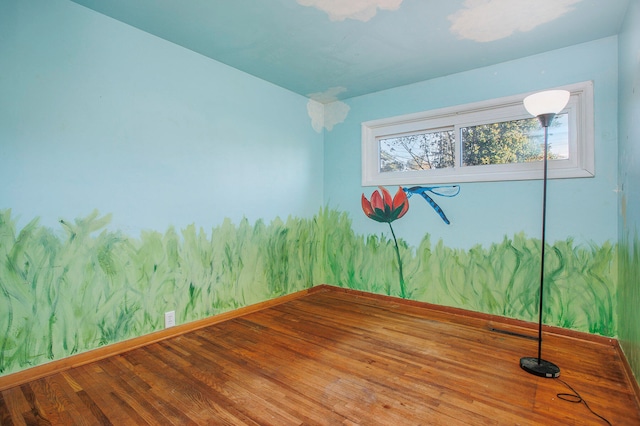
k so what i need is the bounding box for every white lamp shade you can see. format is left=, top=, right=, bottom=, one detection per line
left=523, top=90, right=570, bottom=117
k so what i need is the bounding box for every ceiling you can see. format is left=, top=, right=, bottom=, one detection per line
left=70, top=0, right=630, bottom=102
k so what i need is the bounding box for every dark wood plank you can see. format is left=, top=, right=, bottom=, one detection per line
left=0, top=391, right=15, bottom=426
left=1, top=289, right=639, bottom=425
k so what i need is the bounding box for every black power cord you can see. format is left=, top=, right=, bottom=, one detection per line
left=555, top=378, right=612, bottom=425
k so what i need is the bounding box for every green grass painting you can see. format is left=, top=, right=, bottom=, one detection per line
left=0, top=208, right=617, bottom=376
left=321, top=211, right=616, bottom=336
left=618, top=230, right=640, bottom=381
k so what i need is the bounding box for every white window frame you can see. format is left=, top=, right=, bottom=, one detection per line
left=361, top=81, right=594, bottom=186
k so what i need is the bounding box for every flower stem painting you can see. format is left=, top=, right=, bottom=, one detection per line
left=361, top=187, right=410, bottom=297
left=361, top=185, right=460, bottom=298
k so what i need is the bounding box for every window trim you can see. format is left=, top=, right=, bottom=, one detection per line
left=361, top=81, right=594, bottom=186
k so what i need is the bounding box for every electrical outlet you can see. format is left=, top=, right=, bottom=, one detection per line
left=164, top=311, right=176, bottom=328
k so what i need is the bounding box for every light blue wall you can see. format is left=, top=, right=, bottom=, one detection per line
left=0, top=0, right=629, bottom=378
left=617, top=0, right=640, bottom=386
left=0, top=0, right=323, bottom=235
left=324, top=37, right=619, bottom=250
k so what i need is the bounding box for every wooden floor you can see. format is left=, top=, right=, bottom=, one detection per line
left=1, top=289, right=639, bottom=425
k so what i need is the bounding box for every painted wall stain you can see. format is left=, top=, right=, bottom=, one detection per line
left=307, top=87, right=351, bottom=132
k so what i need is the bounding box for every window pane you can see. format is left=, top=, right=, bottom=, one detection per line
left=379, top=129, right=455, bottom=173
left=461, top=113, right=569, bottom=166
left=528, top=113, right=569, bottom=160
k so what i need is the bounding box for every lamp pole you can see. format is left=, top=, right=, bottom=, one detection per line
left=537, top=117, right=550, bottom=363
left=519, top=90, right=570, bottom=378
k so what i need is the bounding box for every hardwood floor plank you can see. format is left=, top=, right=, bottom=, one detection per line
left=75, top=390, right=112, bottom=426
left=25, top=378, right=88, bottom=426
left=164, top=337, right=333, bottom=425
left=128, top=345, right=265, bottom=425
left=152, top=339, right=308, bottom=424
left=1, top=386, right=30, bottom=426
left=19, top=383, right=55, bottom=425
left=0, top=391, right=15, bottom=426
left=1, top=289, right=639, bottom=425
left=101, top=356, right=198, bottom=426
left=71, top=365, right=134, bottom=425
left=187, top=331, right=351, bottom=423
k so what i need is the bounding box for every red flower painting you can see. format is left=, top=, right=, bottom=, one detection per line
left=361, top=186, right=409, bottom=223
left=361, top=186, right=409, bottom=297
left=362, top=185, right=459, bottom=298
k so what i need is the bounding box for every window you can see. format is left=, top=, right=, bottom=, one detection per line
left=361, top=81, right=594, bottom=186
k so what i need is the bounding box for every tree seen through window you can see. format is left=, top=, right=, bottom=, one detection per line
left=379, top=114, right=568, bottom=173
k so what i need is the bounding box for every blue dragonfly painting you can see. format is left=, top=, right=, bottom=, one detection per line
left=403, top=185, right=460, bottom=225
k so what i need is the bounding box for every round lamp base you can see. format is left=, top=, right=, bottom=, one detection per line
left=520, top=357, right=560, bottom=378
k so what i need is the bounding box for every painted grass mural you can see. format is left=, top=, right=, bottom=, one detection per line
left=0, top=208, right=616, bottom=376
left=619, top=230, right=640, bottom=380
left=323, top=209, right=617, bottom=336
left=0, top=209, right=324, bottom=376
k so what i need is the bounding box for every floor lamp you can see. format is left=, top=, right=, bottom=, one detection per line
left=519, top=89, right=570, bottom=378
